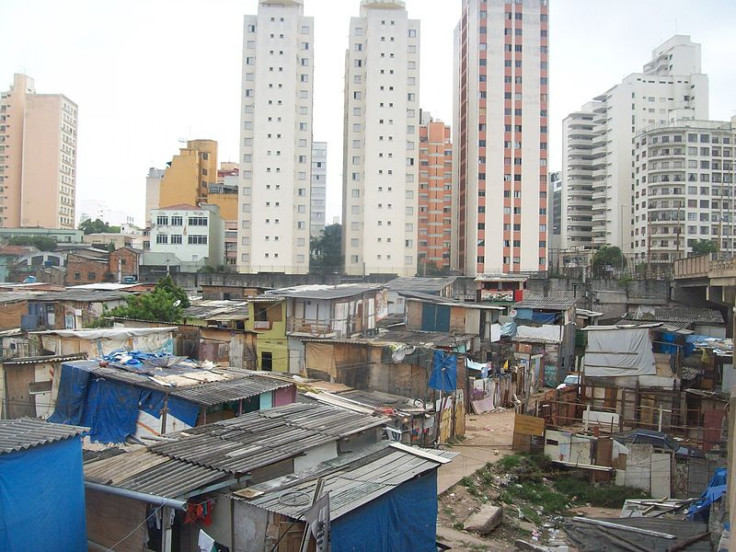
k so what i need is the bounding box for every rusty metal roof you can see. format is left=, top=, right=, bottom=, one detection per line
left=0, top=418, right=87, bottom=455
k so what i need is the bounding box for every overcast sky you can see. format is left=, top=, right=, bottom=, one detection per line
left=1, top=0, right=734, bottom=226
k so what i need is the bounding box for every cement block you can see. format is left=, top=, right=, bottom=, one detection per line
left=463, top=504, right=503, bottom=535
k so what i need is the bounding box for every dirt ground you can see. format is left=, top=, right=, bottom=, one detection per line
left=435, top=409, right=621, bottom=551
left=437, top=409, right=516, bottom=493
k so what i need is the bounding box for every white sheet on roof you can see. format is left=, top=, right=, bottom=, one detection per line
left=516, top=325, right=563, bottom=343
left=583, top=328, right=656, bottom=377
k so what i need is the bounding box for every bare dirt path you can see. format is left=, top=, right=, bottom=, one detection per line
left=437, top=409, right=516, bottom=493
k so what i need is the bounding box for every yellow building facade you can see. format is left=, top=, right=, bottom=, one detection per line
left=158, top=140, right=218, bottom=209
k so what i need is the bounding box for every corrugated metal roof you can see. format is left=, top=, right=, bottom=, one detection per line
left=376, top=329, right=476, bottom=348
left=61, top=360, right=292, bottom=406
left=631, top=306, right=725, bottom=325
left=236, top=443, right=451, bottom=520
left=172, top=376, right=292, bottom=406
left=3, top=353, right=87, bottom=366
left=148, top=403, right=387, bottom=475
left=267, top=284, right=385, bottom=300
left=84, top=448, right=233, bottom=499
left=183, top=300, right=250, bottom=321
left=514, top=295, right=577, bottom=310
left=0, top=418, right=87, bottom=454
left=386, top=277, right=456, bottom=293
left=32, top=290, right=132, bottom=303
left=401, top=290, right=504, bottom=309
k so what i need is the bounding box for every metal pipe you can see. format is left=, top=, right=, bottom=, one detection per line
left=85, top=481, right=187, bottom=511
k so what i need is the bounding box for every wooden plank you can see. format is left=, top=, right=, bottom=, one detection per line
left=514, top=413, right=545, bottom=436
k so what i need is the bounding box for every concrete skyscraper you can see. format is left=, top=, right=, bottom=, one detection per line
left=0, top=74, right=78, bottom=229
left=238, top=0, right=314, bottom=274
left=453, top=0, right=549, bottom=276
left=310, top=141, right=326, bottom=237
left=342, top=0, right=420, bottom=277
left=418, top=112, right=453, bottom=272
left=561, top=36, right=708, bottom=253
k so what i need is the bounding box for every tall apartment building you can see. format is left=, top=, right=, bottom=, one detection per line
left=561, top=36, right=709, bottom=253
left=145, top=168, right=166, bottom=226
left=633, top=119, right=736, bottom=262
left=342, top=0, right=420, bottom=277
left=548, top=170, right=562, bottom=255
left=310, top=141, right=326, bottom=237
left=0, top=74, right=77, bottom=229
left=453, top=0, right=549, bottom=277
left=418, top=112, right=453, bottom=272
left=238, top=0, right=314, bottom=274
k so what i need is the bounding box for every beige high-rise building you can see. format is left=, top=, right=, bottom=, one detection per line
left=342, top=0, right=420, bottom=277
left=0, top=74, right=78, bottom=229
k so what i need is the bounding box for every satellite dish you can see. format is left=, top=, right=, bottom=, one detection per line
left=509, top=309, right=518, bottom=318
left=173, top=300, right=181, bottom=307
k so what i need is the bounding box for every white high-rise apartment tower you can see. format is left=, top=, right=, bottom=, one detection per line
left=342, top=0, right=420, bottom=276
left=238, top=0, right=314, bottom=274
left=453, top=0, right=549, bottom=277
left=561, top=35, right=708, bottom=253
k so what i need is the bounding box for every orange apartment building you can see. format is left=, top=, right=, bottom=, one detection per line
left=418, top=114, right=453, bottom=272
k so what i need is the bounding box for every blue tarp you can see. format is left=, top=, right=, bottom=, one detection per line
left=49, top=363, right=90, bottom=425
left=0, top=437, right=87, bottom=551
left=50, top=362, right=199, bottom=444
left=331, top=471, right=437, bottom=552
left=428, top=350, right=457, bottom=392
left=688, top=467, right=727, bottom=520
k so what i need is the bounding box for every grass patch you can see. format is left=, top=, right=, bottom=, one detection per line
left=497, top=454, right=521, bottom=471
left=553, top=476, right=649, bottom=508
left=500, top=481, right=569, bottom=514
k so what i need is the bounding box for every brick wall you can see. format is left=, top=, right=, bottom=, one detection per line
left=109, top=248, right=140, bottom=282
left=65, top=254, right=110, bottom=286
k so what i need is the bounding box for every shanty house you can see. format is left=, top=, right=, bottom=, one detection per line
left=0, top=418, right=88, bottom=551
left=0, top=353, right=86, bottom=420
left=232, top=442, right=452, bottom=552
left=36, top=327, right=175, bottom=358
left=83, top=403, right=386, bottom=551
left=384, top=276, right=456, bottom=319
left=24, top=290, right=132, bottom=330
left=49, top=358, right=297, bottom=443
left=269, top=284, right=387, bottom=373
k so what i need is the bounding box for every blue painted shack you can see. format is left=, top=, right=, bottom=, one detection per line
left=0, top=418, right=88, bottom=551
left=231, top=442, right=454, bottom=552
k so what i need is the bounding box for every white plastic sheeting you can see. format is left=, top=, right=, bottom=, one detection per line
left=584, top=328, right=656, bottom=377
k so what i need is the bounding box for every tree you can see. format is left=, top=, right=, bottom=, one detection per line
left=105, top=274, right=189, bottom=323
left=592, top=246, right=625, bottom=276
left=690, top=240, right=717, bottom=257
left=8, top=236, right=57, bottom=251
left=79, top=218, right=121, bottom=235
left=310, top=224, right=343, bottom=273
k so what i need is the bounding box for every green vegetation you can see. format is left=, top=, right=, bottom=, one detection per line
left=79, top=218, right=121, bottom=235
left=8, top=236, right=57, bottom=251
left=310, top=223, right=343, bottom=274
left=690, top=239, right=717, bottom=257
left=103, top=275, right=190, bottom=323
left=591, top=245, right=625, bottom=277
left=553, top=476, right=648, bottom=508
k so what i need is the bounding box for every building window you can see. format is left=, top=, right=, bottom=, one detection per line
left=156, top=234, right=168, bottom=244
left=171, top=234, right=183, bottom=244
left=88, top=272, right=96, bottom=281
left=171, top=216, right=183, bottom=226
left=188, top=235, right=208, bottom=245
left=156, top=215, right=168, bottom=226
left=188, top=217, right=208, bottom=226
